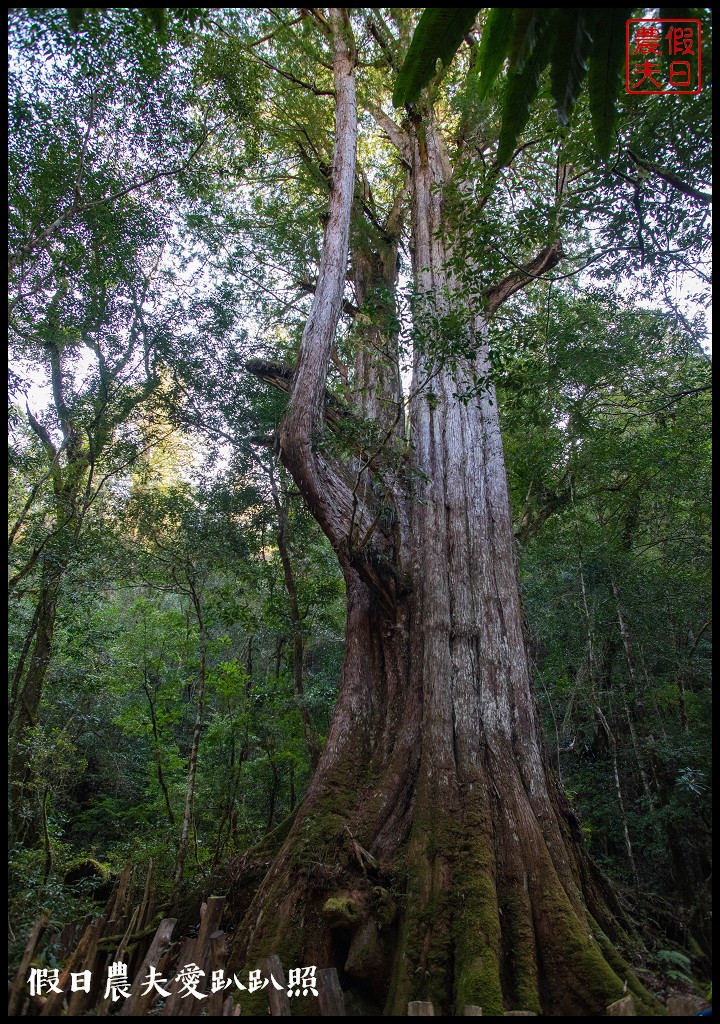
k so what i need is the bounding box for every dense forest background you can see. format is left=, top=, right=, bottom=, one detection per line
left=8, top=6, right=711, bottom=1008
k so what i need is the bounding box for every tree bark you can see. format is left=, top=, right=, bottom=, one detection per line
left=229, top=25, right=659, bottom=1018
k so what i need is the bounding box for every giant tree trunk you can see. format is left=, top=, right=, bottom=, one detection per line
left=230, top=17, right=658, bottom=1016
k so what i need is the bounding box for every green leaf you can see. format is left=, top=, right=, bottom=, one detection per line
left=496, top=20, right=553, bottom=166
left=587, top=7, right=633, bottom=160
left=550, top=9, right=596, bottom=126
left=507, top=9, right=551, bottom=72
left=474, top=7, right=515, bottom=102
left=392, top=7, right=481, bottom=108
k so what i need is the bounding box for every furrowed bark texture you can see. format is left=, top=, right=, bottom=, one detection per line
left=228, top=36, right=659, bottom=1018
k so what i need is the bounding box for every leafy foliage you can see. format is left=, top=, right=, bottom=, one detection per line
left=396, top=8, right=703, bottom=161
left=392, top=7, right=481, bottom=107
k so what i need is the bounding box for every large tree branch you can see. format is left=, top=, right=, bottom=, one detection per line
left=364, top=103, right=412, bottom=166
left=252, top=13, right=401, bottom=612
left=247, top=357, right=406, bottom=611
left=484, top=241, right=564, bottom=314
left=279, top=10, right=357, bottom=477
left=294, top=278, right=360, bottom=318
left=246, top=15, right=403, bottom=612
left=246, top=358, right=402, bottom=475
left=246, top=358, right=355, bottom=429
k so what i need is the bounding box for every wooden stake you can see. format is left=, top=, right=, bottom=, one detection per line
left=606, top=994, right=636, bottom=1015
left=259, top=954, right=292, bottom=1016
left=39, top=915, right=106, bottom=1017
left=118, top=917, right=177, bottom=1017
left=7, top=909, right=50, bottom=1017
left=408, top=1001, right=435, bottom=1015
left=317, top=966, right=345, bottom=1015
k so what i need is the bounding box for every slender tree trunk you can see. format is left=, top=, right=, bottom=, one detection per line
left=268, top=462, right=322, bottom=771
left=173, top=587, right=207, bottom=897
left=142, top=675, right=176, bottom=826
left=231, top=22, right=659, bottom=1016
left=596, top=705, right=639, bottom=885
left=9, top=576, right=61, bottom=842
left=9, top=410, right=87, bottom=841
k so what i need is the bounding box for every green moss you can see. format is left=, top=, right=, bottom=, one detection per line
left=453, top=869, right=504, bottom=1016
left=372, top=886, right=397, bottom=929
left=322, top=895, right=363, bottom=928
left=502, top=890, right=541, bottom=1014
left=450, top=818, right=505, bottom=1016
left=238, top=931, right=305, bottom=1017
left=384, top=815, right=456, bottom=1013
left=532, top=876, right=626, bottom=1014
left=237, top=985, right=271, bottom=1017
left=588, top=916, right=665, bottom=1016
left=63, top=857, right=110, bottom=884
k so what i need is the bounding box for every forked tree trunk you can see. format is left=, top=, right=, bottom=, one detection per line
left=230, top=13, right=659, bottom=1016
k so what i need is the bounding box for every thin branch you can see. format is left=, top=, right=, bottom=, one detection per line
left=8, top=437, right=69, bottom=550
left=9, top=130, right=210, bottom=270
left=629, top=150, right=712, bottom=205
left=251, top=53, right=335, bottom=96
left=248, top=14, right=304, bottom=47
left=368, top=18, right=398, bottom=70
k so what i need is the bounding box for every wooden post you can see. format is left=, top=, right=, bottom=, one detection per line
left=223, top=993, right=242, bottom=1015
left=157, top=898, right=227, bottom=1017
left=136, top=859, right=155, bottom=931
left=65, top=912, right=116, bottom=1017
left=186, top=897, right=226, bottom=1017
left=92, top=905, right=140, bottom=1016
left=408, top=1000, right=435, bottom=1015
left=118, top=917, right=177, bottom=1017
left=317, top=966, right=345, bottom=1015
left=463, top=1007, right=483, bottom=1016
left=8, top=909, right=51, bottom=1016
left=606, top=994, right=636, bottom=1015
left=107, top=864, right=133, bottom=925
left=205, top=930, right=227, bottom=1017
left=159, top=936, right=197, bottom=1016
left=259, top=954, right=292, bottom=1015
left=57, top=918, right=83, bottom=959
left=39, top=915, right=106, bottom=1017
left=195, top=897, right=226, bottom=952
